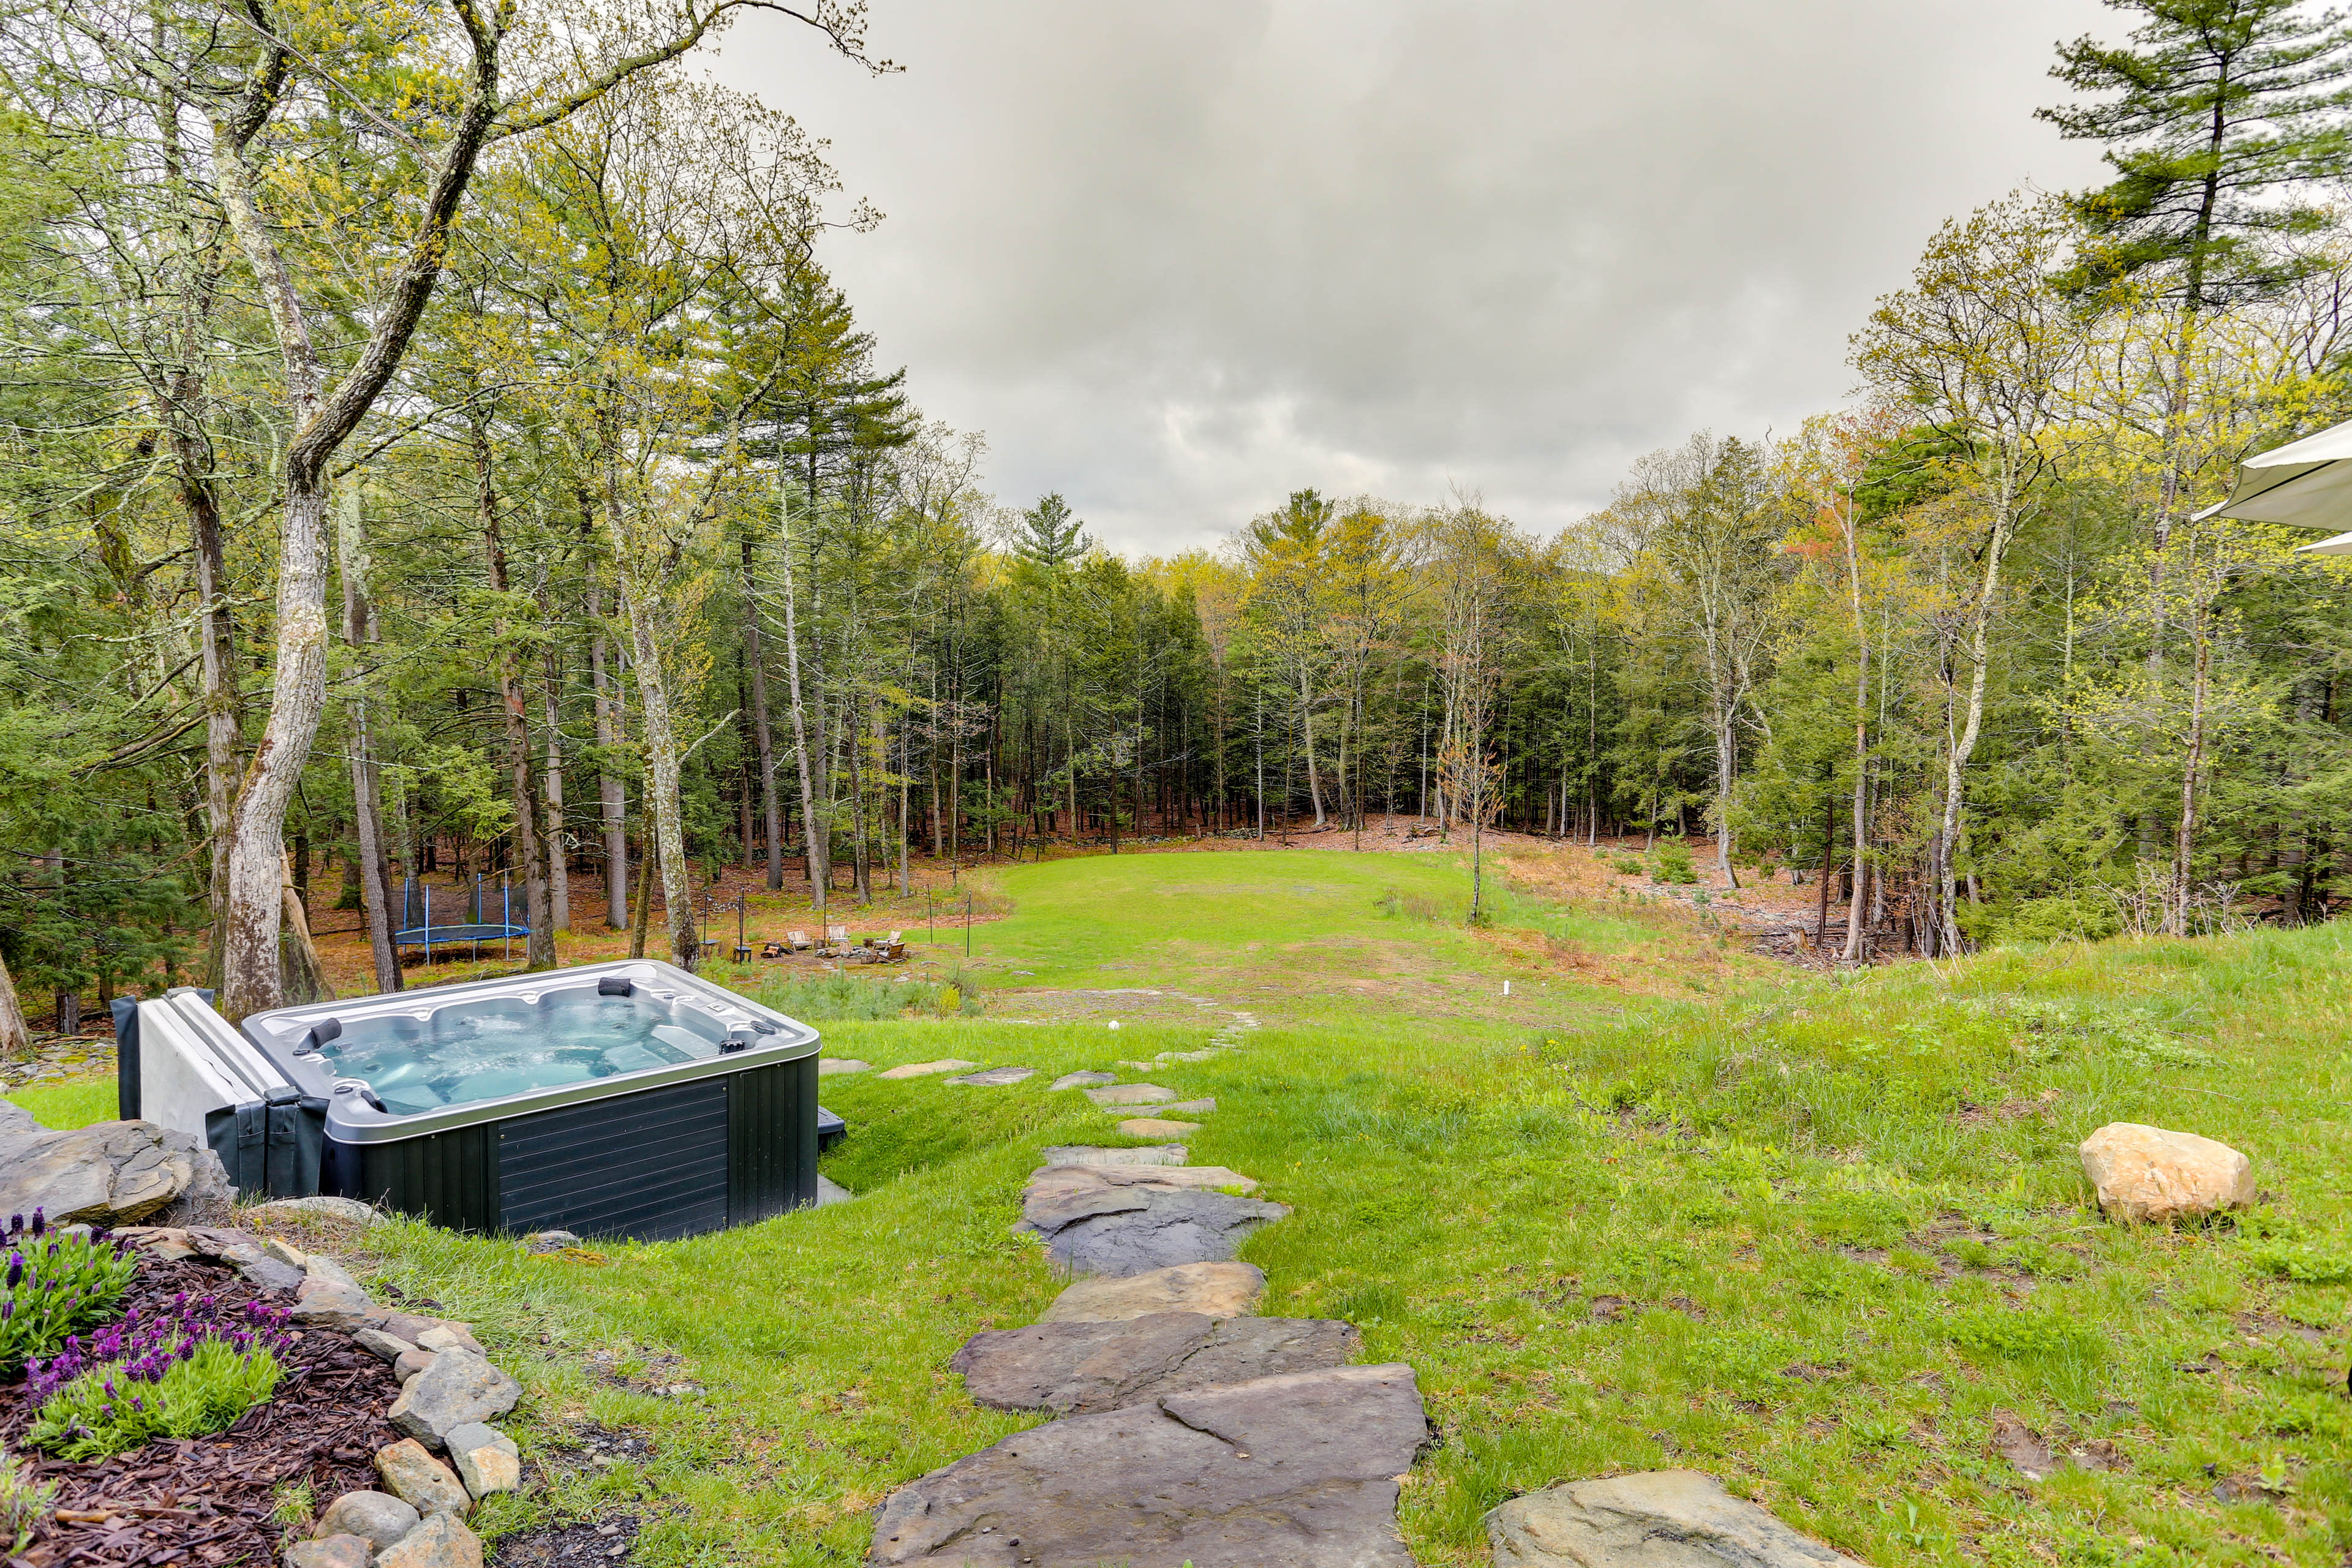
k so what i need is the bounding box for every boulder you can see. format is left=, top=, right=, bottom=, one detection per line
left=284, top=1535, right=372, bottom=1568
left=1049, top=1072, right=1118, bottom=1091
left=0, top=1099, right=36, bottom=1134
left=315, top=1490, right=421, bottom=1551
left=445, top=1423, right=521, bottom=1499
left=1115, top=1118, right=1202, bottom=1138
left=947, top=1066, right=1038, bottom=1087
left=292, top=1258, right=375, bottom=1329
left=952, top=1311, right=1359, bottom=1415
left=182, top=1226, right=306, bottom=1292
left=415, top=1324, right=484, bottom=1355
left=0, top=1119, right=232, bottom=1227
left=876, top=1060, right=980, bottom=1080
left=395, top=1348, right=437, bottom=1383
left=1041, top=1261, right=1265, bottom=1323
left=873, top=1364, right=1428, bottom=1567
left=1019, top=1180, right=1287, bottom=1278
left=1084, top=1083, right=1177, bottom=1106
left=1041, top=1144, right=1186, bottom=1167
left=2078, top=1123, right=2255, bottom=1224
left=374, top=1439, right=471, bottom=1516
left=375, top=1512, right=484, bottom=1568
left=386, top=1350, right=522, bottom=1447
left=1487, top=1471, right=1861, bottom=1567
left=355, top=1329, right=418, bottom=1364
left=818, top=1058, right=873, bottom=1076
left=521, top=1229, right=581, bottom=1253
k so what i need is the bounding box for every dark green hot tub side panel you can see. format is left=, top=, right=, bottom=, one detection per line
left=337, top=1055, right=819, bottom=1240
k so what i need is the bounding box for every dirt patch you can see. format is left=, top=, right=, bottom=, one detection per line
left=493, top=1513, right=644, bottom=1566
left=2, top=1255, right=401, bottom=1567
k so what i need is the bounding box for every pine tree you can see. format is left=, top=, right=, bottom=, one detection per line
left=1011, top=492, right=1091, bottom=568
left=2040, top=0, right=2352, bottom=310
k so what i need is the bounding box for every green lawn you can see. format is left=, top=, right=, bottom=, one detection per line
left=44, top=850, right=2352, bottom=1565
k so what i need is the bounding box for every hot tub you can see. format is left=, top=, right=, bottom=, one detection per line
left=234, top=960, right=828, bottom=1242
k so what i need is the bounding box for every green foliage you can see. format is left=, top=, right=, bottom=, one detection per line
left=28, top=1339, right=284, bottom=1460
left=1648, top=841, right=1697, bottom=884
left=1948, top=1306, right=2103, bottom=1361
left=0, top=1225, right=138, bottom=1371
left=745, top=969, right=980, bottom=1022
left=2247, top=1242, right=2352, bottom=1284
left=0, top=1446, right=55, bottom=1554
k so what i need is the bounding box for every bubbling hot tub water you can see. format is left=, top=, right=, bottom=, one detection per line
left=310, top=989, right=725, bottom=1114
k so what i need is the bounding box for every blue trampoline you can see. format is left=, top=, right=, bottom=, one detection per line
left=394, top=875, right=530, bottom=963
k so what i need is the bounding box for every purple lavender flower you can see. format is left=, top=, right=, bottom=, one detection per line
left=31, top=1208, right=45, bottom=1237
left=7, top=1251, right=21, bottom=1289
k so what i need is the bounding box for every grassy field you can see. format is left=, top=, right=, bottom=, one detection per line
left=29, top=847, right=2352, bottom=1565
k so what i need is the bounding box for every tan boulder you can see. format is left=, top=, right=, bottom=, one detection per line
left=2079, top=1122, right=2254, bottom=1223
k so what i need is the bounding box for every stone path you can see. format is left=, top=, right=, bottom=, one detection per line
left=866, top=1006, right=1433, bottom=1568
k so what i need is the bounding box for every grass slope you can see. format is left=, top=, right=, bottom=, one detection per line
left=42, top=850, right=2352, bottom=1564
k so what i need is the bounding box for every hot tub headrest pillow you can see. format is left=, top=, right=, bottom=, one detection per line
left=598, top=976, right=634, bottom=997
left=306, top=1017, right=342, bottom=1050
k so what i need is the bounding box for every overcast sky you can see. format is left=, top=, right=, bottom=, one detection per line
left=699, top=1, right=2114, bottom=555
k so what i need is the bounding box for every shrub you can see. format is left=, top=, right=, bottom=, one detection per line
left=26, top=1292, right=295, bottom=1460
left=1610, top=855, right=1643, bottom=876
left=30, top=1338, right=285, bottom=1460
left=1651, top=842, right=1698, bottom=884
left=0, top=1209, right=139, bottom=1371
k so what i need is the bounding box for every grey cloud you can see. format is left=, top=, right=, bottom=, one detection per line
left=705, top=0, right=2111, bottom=551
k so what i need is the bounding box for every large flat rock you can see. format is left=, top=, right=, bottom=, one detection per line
left=947, top=1066, right=1038, bottom=1087
left=952, top=1311, right=1359, bottom=1415
left=1021, top=1166, right=1258, bottom=1216
left=1019, top=1181, right=1288, bottom=1278
left=1041, top=1262, right=1265, bottom=1323
left=1487, top=1471, right=1862, bottom=1567
left=878, top=1060, right=980, bottom=1080
left=1041, top=1144, right=1187, bottom=1167
left=0, top=1118, right=232, bottom=1226
left=1084, top=1083, right=1177, bottom=1106
left=873, top=1364, right=1428, bottom=1567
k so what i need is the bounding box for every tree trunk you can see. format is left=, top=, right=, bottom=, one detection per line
left=0, top=951, right=31, bottom=1061
left=744, top=531, right=786, bottom=891
left=475, top=418, right=556, bottom=971
left=541, top=643, right=570, bottom=932
left=611, top=549, right=698, bottom=968
left=1299, top=668, right=1327, bottom=829
left=777, top=477, right=827, bottom=912
left=1934, top=451, right=2018, bottom=954
left=336, top=484, right=402, bottom=994
left=1842, top=497, right=1871, bottom=963
left=279, top=851, right=334, bottom=1005
left=2169, top=592, right=2214, bottom=936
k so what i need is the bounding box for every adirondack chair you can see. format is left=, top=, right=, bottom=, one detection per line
left=825, top=924, right=850, bottom=946
left=784, top=929, right=812, bottom=951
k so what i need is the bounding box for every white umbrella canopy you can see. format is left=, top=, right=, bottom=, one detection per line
left=2201, top=416, right=2352, bottom=552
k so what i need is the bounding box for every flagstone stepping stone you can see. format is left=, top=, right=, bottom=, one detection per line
left=818, top=1058, right=872, bottom=1076
left=1157, top=1050, right=1222, bottom=1063
left=1116, top=1118, right=1202, bottom=1137
left=1042, top=1261, right=1265, bottom=1322
left=1023, top=1166, right=1257, bottom=1207
left=1155, top=1098, right=1216, bottom=1115
left=1115, top=1060, right=1161, bottom=1071
left=951, top=1311, right=1360, bottom=1415
left=877, top=1059, right=981, bottom=1080
left=947, top=1066, right=1037, bottom=1087
left=1486, top=1469, right=1863, bottom=1567
left=872, top=1364, right=1428, bottom=1567
left=1017, top=1180, right=1288, bottom=1278
left=1049, top=1072, right=1118, bottom=1091
left=815, top=1175, right=853, bottom=1205
left=1041, top=1144, right=1187, bottom=1167
left=1085, top=1083, right=1177, bottom=1106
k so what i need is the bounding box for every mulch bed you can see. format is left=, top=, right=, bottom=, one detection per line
left=1, top=1251, right=401, bottom=1567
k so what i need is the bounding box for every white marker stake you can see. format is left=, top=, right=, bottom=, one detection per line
left=1109, top=1020, right=1120, bottom=1030
left=1503, top=980, right=1512, bottom=996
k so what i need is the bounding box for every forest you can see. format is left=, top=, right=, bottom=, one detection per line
left=5, top=0, right=2352, bottom=1038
